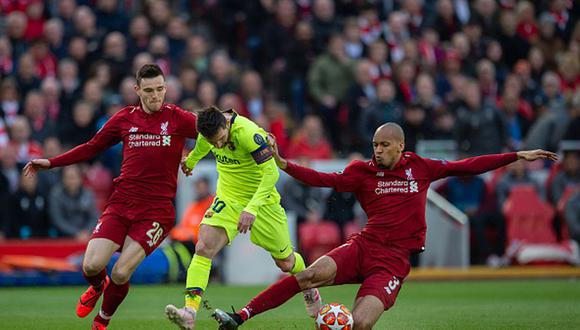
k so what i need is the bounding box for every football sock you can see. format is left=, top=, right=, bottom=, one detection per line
left=290, top=252, right=306, bottom=274
left=96, top=280, right=130, bottom=326
left=185, top=254, right=212, bottom=311
left=83, top=269, right=106, bottom=289
left=238, top=275, right=301, bottom=321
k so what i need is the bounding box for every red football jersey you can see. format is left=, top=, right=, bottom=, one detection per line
left=49, top=104, right=198, bottom=201
left=285, top=151, right=517, bottom=251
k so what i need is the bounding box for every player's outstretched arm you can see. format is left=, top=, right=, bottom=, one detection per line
left=430, top=149, right=558, bottom=180
left=516, top=149, right=558, bottom=162
left=23, top=159, right=51, bottom=177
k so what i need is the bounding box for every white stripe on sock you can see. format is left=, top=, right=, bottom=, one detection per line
left=99, top=310, right=112, bottom=320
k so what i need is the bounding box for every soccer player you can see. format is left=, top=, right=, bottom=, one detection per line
left=212, top=122, right=558, bottom=330
left=164, top=106, right=321, bottom=330
left=23, top=64, right=198, bottom=330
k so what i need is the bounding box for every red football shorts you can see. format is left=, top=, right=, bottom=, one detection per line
left=327, top=234, right=411, bottom=310
left=91, top=197, right=175, bottom=255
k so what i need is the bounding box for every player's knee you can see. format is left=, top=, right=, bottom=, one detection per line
left=194, top=239, right=217, bottom=258
left=111, top=265, right=132, bottom=284
left=352, top=314, right=373, bottom=330
left=82, top=258, right=106, bottom=276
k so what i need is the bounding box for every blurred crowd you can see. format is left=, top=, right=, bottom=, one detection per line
left=0, top=0, right=578, bottom=263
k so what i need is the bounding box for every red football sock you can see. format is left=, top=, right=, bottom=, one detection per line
left=95, top=281, right=130, bottom=326
left=239, top=275, right=301, bottom=321
left=83, top=269, right=106, bottom=289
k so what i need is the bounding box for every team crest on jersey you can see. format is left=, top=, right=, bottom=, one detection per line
left=160, top=121, right=169, bottom=135
left=204, top=210, right=214, bottom=218
left=253, top=133, right=265, bottom=145
left=405, top=168, right=414, bottom=181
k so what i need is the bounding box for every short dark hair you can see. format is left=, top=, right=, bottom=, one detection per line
left=136, top=64, right=164, bottom=86
left=197, top=106, right=227, bottom=138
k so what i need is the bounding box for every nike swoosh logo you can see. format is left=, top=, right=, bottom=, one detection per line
left=279, top=245, right=289, bottom=253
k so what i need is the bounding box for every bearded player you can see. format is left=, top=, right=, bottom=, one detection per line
left=164, top=106, right=321, bottom=330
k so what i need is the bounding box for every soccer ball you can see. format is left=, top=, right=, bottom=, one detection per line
left=315, top=303, right=354, bottom=330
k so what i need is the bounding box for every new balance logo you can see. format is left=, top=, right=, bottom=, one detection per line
left=129, top=127, right=139, bottom=133
left=376, top=172, right=384, bottom=177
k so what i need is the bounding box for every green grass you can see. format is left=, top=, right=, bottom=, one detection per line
left=0, top=279, right=579, bottom=329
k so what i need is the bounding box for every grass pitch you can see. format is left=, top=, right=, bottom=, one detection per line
left=0, top=279, right=578, bottom=329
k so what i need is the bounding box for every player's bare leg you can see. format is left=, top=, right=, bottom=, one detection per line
left=93, top=236, right=146, bottom=329
left=77, top=238, right=119, bottom=318
left=166, top=224, right=229, bottom=330
left=351, top=295, right=384, bottom=330
left=273, top=252, right=323, bottom=317
left=213, top=256, right=338, bottom=328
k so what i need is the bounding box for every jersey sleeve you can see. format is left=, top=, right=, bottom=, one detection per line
left=285, top=160, right=361, bottom=192
left=173, top=106, right=198, bottom=138
left=184, top=135, right=212, bottom=170
left=238, top=126, right=279, bottom=216
left=49, top=113, right=122, bottom=168
left=424, top=152, right=518, bottom=181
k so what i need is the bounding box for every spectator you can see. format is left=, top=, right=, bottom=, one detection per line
left=3, top=172, right=50, bottom=239
left=359, top=79, right=402, bottom=157
left=9, top=116, right=43, bottom=166
left=564, top=189, right=580, bottom=244
left=36, top=136, right=62, bottom=197
left=239, top=70, right=266, bottom=120
left=170, top=177, right=215, bottom=246
left=308, top=34, right=354, bottom=151
left=345, top=59, right=376, bottom=150
left=16, top=52, right=42, bottom=99
left=401, top=102, right=433, bottom=152
left=563, top=92, right=580, bottom=140
left=524, top=71, right=568, bottom=151
left=311, top=0, right=340, bottom=53
left=0, top=144, right=20, bottom=194
left=43, top=18, right=67, bottom=60
left=455, top=81, right=507, bottom=156
left=23, top=90, right=56, bottom=143
left=0, top=36, right=14, bottom=77
left=58, top=100, right=96, bottom=147
left=285, top=20, right=316, bottom=119
left=496, top=160, right=542, bottom=206
left=48, top=164, right=98, bottom=240
left=438, top=173, right=504, bottom=264
left=550, top=151, right=580, bottom=205
left=6, top=11, right=29, bottom=59
left=429, top=0, right=463, bottom=42
left=281, top=157, right=326, bottom=225
left=342, top=17, right=364, bottom=60
left=286, top=115, right=332, bottom=160
left=208, top=51, right=238, bottom=97
left=0, top=78, right=20, bottom=126
left=499, top=89, right=532, bottom=150
left=127, top=15, right=151, bottom=59
left=182, top=35, right=210, bottom=74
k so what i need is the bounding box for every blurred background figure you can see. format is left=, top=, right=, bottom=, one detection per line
left=48, top=164, right=98, bottom=240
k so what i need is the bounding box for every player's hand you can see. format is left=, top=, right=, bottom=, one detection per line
left=267, top=133, right=287, bottom=169
left=23, top=159, right=51, bottom=177
left=181, top=157, right=193, bottom=176
left=237, top=211, right=256, bottom=234
left=516, top=149, right=558, bottom=162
